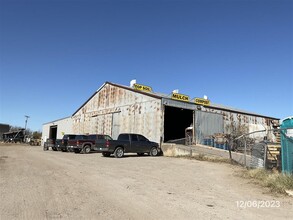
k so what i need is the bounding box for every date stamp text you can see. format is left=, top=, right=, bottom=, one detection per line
left=236, top=200, right=280, bottom=209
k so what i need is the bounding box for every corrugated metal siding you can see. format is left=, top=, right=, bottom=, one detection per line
left=195, top=111, right=224, bottom=144
left=200, top=106, right=273, bottom=140
left=41, top=125, right=50, bottom=146
left=72, top=83, right=162, bottom=143
left=56, top=118, right=73, bottom=138
left=41, top=117, right=73, bottom=145
left=71, top=82, right=275, bottom=145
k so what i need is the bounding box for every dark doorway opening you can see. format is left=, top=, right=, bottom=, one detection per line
left=49, top=126, right=57, bottom=139
left=164, top=106, right=193, bottom=143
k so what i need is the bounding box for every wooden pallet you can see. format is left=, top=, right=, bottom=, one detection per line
left=266, top=144, right=281, bottom=169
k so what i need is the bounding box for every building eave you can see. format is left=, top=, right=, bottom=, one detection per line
left=43, top=116, right=72, bottom=125
left=71, top=81, right=279, bottom=121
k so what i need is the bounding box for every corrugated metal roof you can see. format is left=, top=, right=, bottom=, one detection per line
left=207, top=103, right=279, bottom=120
left=72, top=81, right=279, bottom=120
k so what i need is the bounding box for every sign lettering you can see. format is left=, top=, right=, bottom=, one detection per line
left=171, top=93, right=189, bottom=102
left=133, top=83, right=152, bottom=92
left=195, top=98, right=210, bottom=106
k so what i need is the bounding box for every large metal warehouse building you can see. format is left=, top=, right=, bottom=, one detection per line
left=42, top=81, right=279, bottom=145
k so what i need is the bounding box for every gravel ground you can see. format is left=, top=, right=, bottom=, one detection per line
left=0, top=144, right=292, bottom=220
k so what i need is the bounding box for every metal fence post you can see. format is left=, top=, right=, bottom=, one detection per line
left=264, top=142, right=267, bottom=169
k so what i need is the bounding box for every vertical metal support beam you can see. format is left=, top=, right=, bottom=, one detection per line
left=161, top=103, right=165, bottom=144
left=193, top=110, right=196, bottom=145
left=111, top=112, right=114, bottom=138
left=244, top=137, right=247, bottom=168
left=264, top=141, right=267, bottom=169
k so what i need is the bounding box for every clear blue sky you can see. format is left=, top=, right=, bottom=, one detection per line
left=0, top=0, right=292, bottom=132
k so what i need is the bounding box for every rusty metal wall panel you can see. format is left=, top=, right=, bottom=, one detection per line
left=222, top=111, right=271, bottom=140
left=111, top=113, right=120, bottom=139
left=72, top=84, right=162, bottom=143
left=204, top=107, right=270, bottom=129
left=111, top=99, right=162, bottom=142
left=202, top=106, right=273, bottom=140
left=194, top=107, right=274, bottom=144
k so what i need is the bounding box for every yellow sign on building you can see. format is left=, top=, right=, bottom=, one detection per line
left=133, top=83, right=152, bottom=92
left=195, top=98, right=210, bottom=106
left=171, top=93, right=189, bottom=102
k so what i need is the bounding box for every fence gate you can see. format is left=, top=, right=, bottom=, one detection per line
left=251, top=142, right=265, bottom=168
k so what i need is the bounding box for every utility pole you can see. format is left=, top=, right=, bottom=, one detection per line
left=24, top=115, right=30, bottom=131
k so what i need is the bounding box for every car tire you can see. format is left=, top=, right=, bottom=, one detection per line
left=83, top=145, right=91, bottom=154
left=52, top=147, right=57, bottom=151
left=149, top=147, right=158, bottom=156
left=114, top=147, right=124, bottom=158
left=102, top=152, right=111, bottom=157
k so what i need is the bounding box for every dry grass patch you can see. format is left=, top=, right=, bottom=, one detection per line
left=175, top=153, right=233, bottom=164
left=242, top=168, right=293, bottom=194
left=174, top=154, right=293, bottom=195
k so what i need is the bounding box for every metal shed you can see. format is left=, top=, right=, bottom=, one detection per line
left=42, top=81, right=279, bottom=146
left=41, top=116, right=73, bottom=146
left=71, top=81, right=279, bottom=144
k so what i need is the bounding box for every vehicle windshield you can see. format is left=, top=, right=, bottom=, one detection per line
left=63, top=135, right=76, bottom=140
left=75, top=135, right=88, bottom=140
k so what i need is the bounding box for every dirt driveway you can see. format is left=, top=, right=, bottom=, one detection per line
left=0, top=144, right=292, bottom=220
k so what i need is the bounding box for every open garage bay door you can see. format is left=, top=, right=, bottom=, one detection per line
left=164, top=106, right=193, bottom=143
left=49, top=126, right=57, bottom=140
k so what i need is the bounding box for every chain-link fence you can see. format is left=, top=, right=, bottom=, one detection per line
left=165, top=128, right=292, bottom=173
left=234, top=128, right=292, bottom=172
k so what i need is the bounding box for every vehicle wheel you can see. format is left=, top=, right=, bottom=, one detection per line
left=137, top=153, right=144, bottom=156
left=52, top=147, right=57, bottom=151
left=149, top=147, right=158, bottom=156
left=83, top=145, right=91, bottom=154
left=102, top=152, right=111, bottom=157
left=114, top=147, right=124, bottom=158
left=43, top=145, right=48, bottom=151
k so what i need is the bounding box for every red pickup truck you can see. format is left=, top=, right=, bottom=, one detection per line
left=71, top=134, right=113, bottom=154
left=64, top=134, right=88, bottom=152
